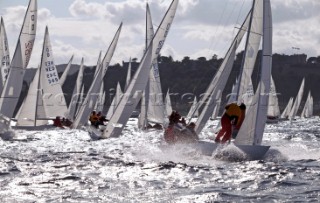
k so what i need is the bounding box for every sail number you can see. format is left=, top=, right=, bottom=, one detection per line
left=44, top=60, right=59, bottom=85
left=155, top=23, right=171, bottom=55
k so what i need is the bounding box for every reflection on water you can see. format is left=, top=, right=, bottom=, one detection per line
left=0, top=117, right=320, bottom=202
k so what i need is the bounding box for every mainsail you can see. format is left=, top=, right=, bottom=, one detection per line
left=16, top=66, right=46, bottom=126
left=40, top=26, right=68, bottom=118
left=138, top=3, right=166, bottom=128
left=234, top=0, right=272, bottom=145
left=0, top=17, right=10, bottom=92
left=237, top=0, right=263, bottom=103
left=0, top=0, right=37, bottom=119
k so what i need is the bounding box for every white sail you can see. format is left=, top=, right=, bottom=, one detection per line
left=211, top=92, right=222, bottom=120
left=0, top=0, right=37, bottom=119
left=194, top=11, right=250, bottom=134
left=0, top=17, right=10, bottom=91
left=308, top=95, right=313, bottom=117
left=16, top=67, right=46, bottom=126
left=242, top=77, right=254, bottom=107
left=301, top=91, right=312, bottom=118
left=106, top=82, right=123, bottom=120
left=280, top=97, right=293, bottom=119
left=94, top=81, right=105, bottom=112
left=66, top=57, right=84, bottom=121
left=94, top=51, right=102, bottom=77
left=102, top=0, right=179, bottom=138
left=72, top=23, right=122, bottom=128
left=75, top=84, right=85, bottom=117
left=237, top=0, right=263, bottom=103
left=227, top=78, right=239, bottom=104
left=267, top=76, right=280, bottom=118
left=40, top=26, right=68, bottom=118
left=165, top=89, right=173, bottom=117
left=125, top=58, right=132, bottom=91
left=288, top=78, right=305, bottom=120
left=59, top=55, right=74, bottom=87
left=139, top=3, right=166, bottom=127
left=187, top=97, right=199, bottom=119
left=235, top=0, right=272, bottom=145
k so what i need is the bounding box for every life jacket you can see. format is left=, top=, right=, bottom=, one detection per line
left=225, top=103, right=242, bottom=125
left=89, top=114, right=99, bottom=123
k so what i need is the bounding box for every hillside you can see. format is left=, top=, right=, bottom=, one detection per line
left=19, top=53, right=320, bottom=116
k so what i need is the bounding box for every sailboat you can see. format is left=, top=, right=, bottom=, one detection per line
left=301, top=91, right=313, bottom=118
left=0, top=0, right=37, bottom=120
left=138, top=3, right=166, bottom=130
left=16, top=26, right=68, bottom=126
left=288, top=78, right=305, bottom=121
left=72, top=23, right=122, bottom=129
left=100, top=0, right=179, bottom=139
left=267, top=76, right=280, bottom=122
left=197, top=0, right=272, bottom=160
left=280, top=97, right=294, bottom=119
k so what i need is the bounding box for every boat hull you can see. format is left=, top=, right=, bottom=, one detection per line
left=196, top=140, right=270, bottom=160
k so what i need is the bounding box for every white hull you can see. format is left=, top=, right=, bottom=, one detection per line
left=87, top=125, right=106, bottom=140
left=196, top=141, right=270, bottom=160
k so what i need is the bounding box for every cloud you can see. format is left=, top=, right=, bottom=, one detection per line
left=272, top=0, right=320, bottom=23
left=2, top=0, right=320, bottom=69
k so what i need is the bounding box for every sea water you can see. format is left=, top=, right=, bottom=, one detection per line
left=0, top=117, right=320, bottom=202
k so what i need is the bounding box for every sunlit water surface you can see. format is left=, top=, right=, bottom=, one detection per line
left=1, top=117, right=320, bottom=202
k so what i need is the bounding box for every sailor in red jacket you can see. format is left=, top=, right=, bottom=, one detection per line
left=215, top=103, right=242, bottom=143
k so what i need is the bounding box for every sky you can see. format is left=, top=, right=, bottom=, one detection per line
left=0, top=0, right=319, bottom=68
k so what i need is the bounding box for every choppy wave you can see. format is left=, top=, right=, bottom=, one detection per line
left=0, top=117, right=320, bottom=202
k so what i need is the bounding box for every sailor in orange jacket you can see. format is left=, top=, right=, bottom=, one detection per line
left=215, top=103, right=242, bottom=143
